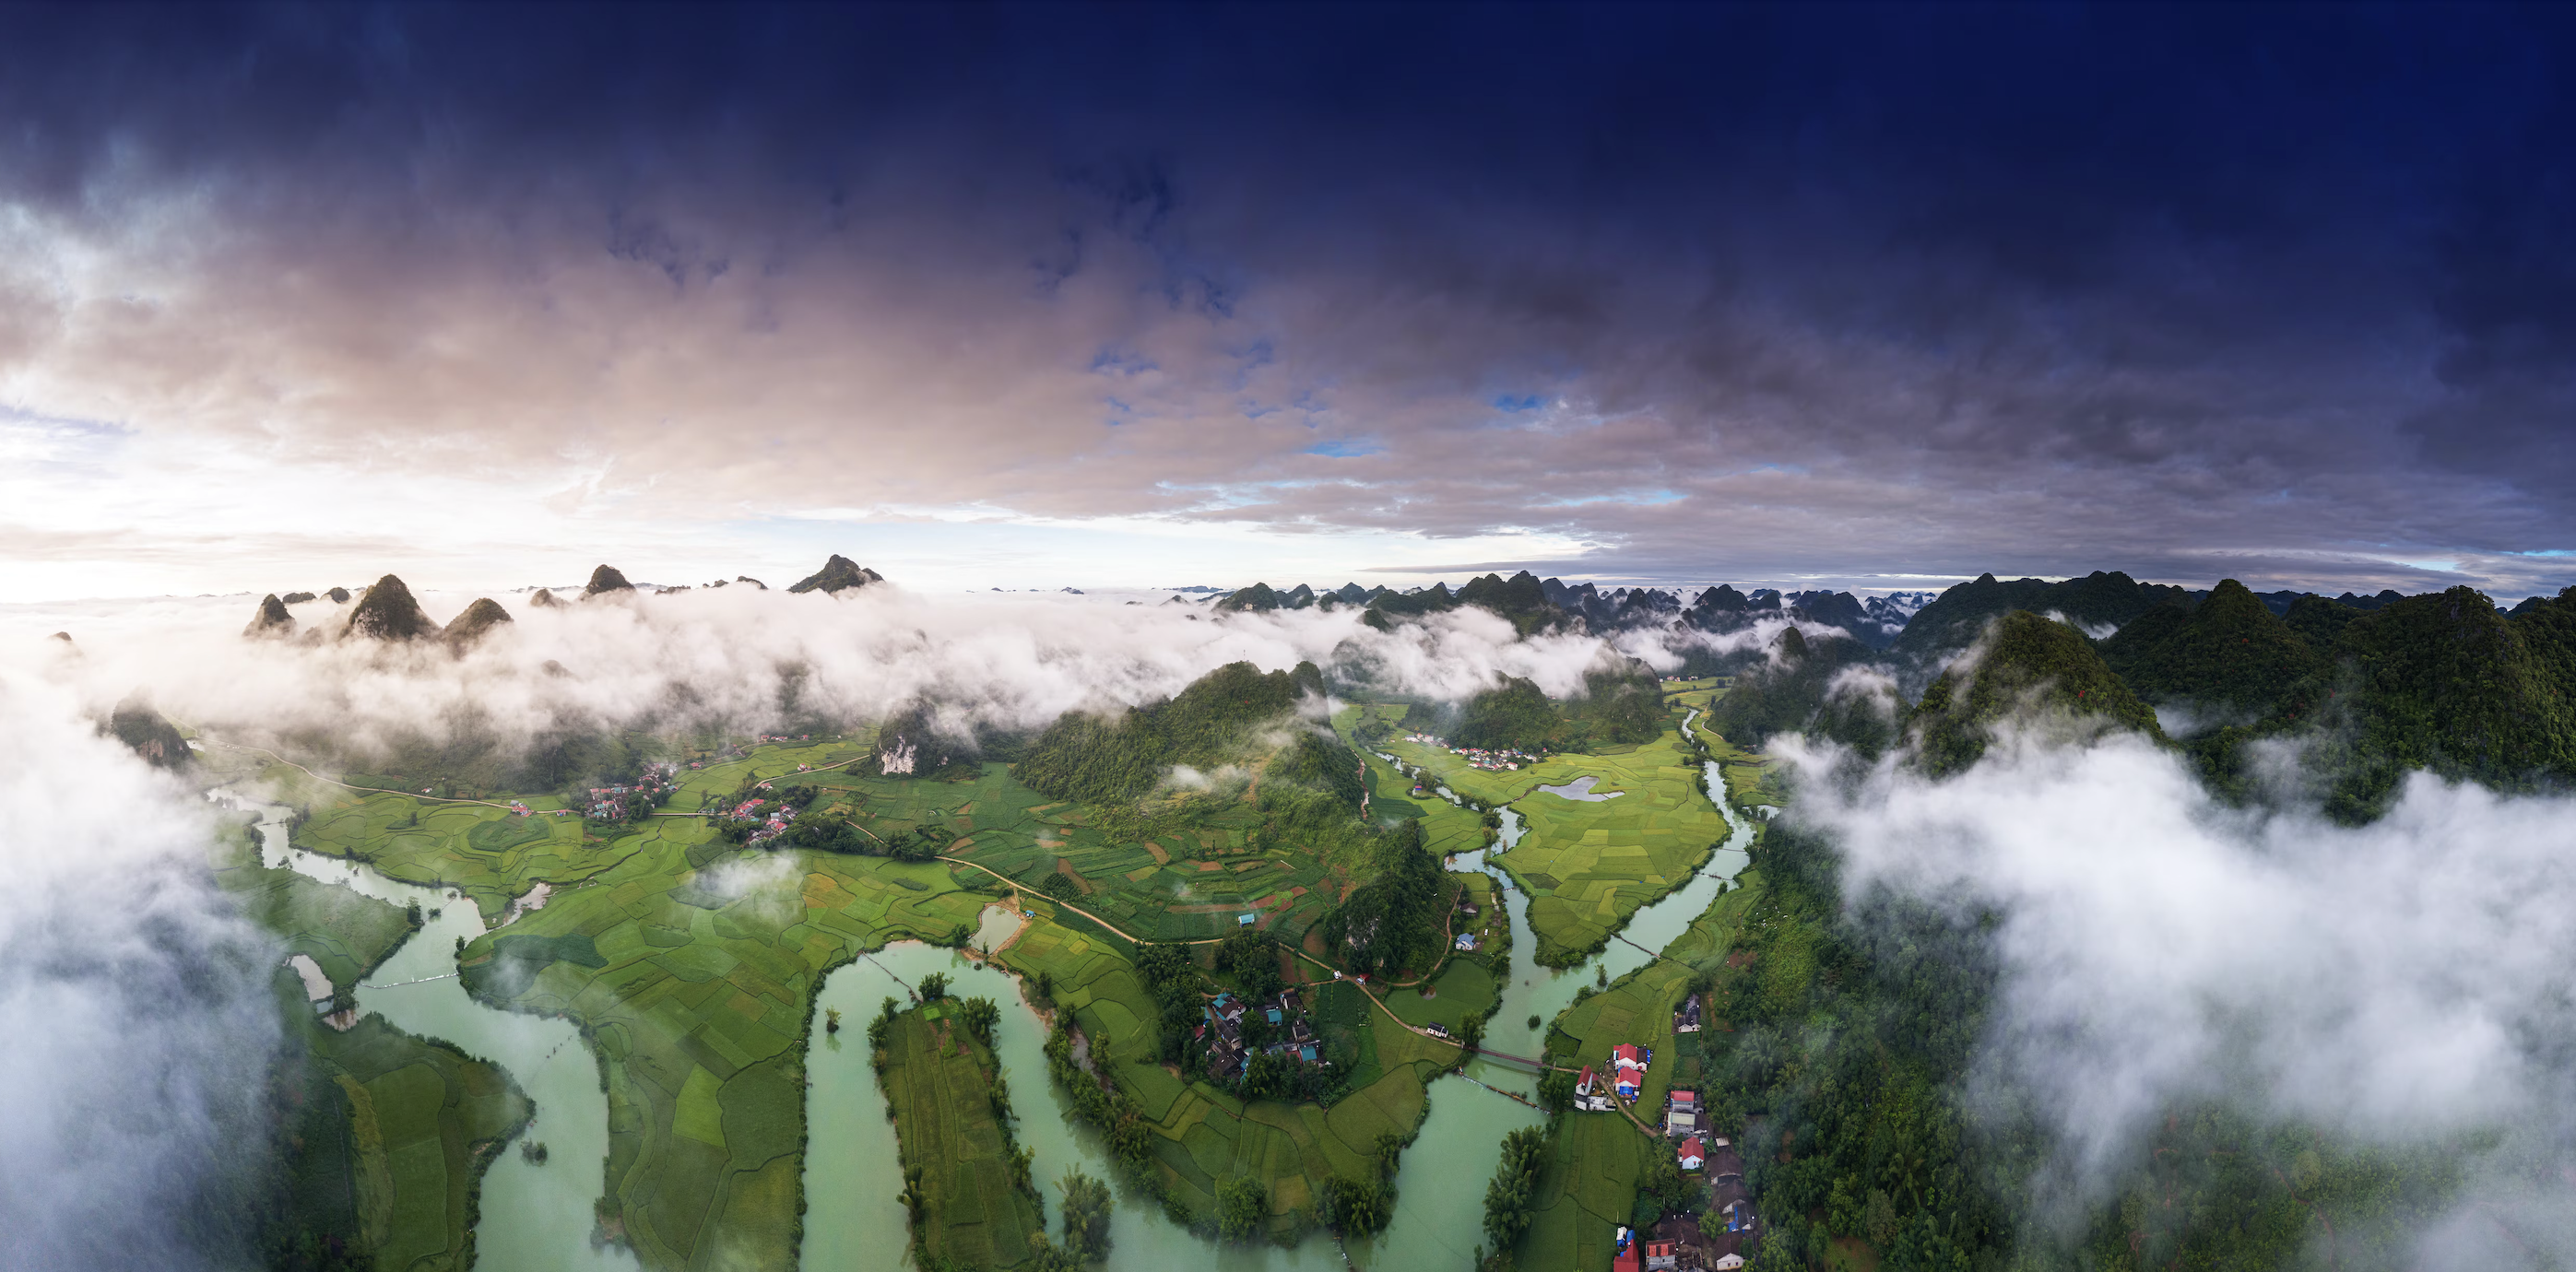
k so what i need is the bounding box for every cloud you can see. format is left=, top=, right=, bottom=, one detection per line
left=0, top=671, right=278, bottom=1268
left=1778, top=725, right=2576, bottom=1258
left=11, top=587, right=1696, bottom=774
left=2, top=7, right=2574, bottom=597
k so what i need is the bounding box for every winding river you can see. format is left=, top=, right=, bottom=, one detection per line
left=799, top=713, right=1755, bottom=1271
left=217, top=701, right=1753, bottom=1272
left=217, top=791, right=636, bottom=1272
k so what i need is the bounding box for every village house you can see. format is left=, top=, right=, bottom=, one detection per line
left=1612, top=1042, right=1649, bottom=1101
left=1673, top=992, right=1703, bottom=1034
left=1665, top=1089, right=1698, bottom=1136
left=1678, top=1136, right=1706, bottom=1171
left=1574, top=1066, right=1614, bottom=1113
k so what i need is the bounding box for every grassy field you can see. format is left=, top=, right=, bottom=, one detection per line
left=214, top=817, right=531, bottom=1269
left=876, top=1003, right=1047, bottom=1268
left=284, top=775, right=642, bottom=926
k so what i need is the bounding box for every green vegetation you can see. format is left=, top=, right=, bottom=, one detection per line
left=284, top=779, right=640, bottom=925
left=1483, top=1125, right=1550, bottom=1253
left=213, top=818, right=530, bottom=1272
left=1485, top=731, right=1731, bottom=966
left=1907, top=608, right=2165, bottom=776
left=459, top=832, right=988, bottom=1270
left=1702, top=627, right=1889, bottom=753
left=1453, top=665, right=1666, bottom=753
left=2097, top=578, right=2325, bottom=720
left=1890, top=569, right=2189, bottom=660
left=872, top=999, right=1046, bottom=1268
left=2243, top=584, right=2576, bottom=819
left=1015, top=660, right=1327, bottom=805
left=1056, top=1169, right=1113, bottom=1264
left=1319, top=820, right=1447, bottom=977
left=110, top=692, right=194, bottom=768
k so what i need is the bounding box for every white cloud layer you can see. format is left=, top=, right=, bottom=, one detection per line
left=0, top=672, right=277, bottom=1268
left=1781, top=726, right=2576, bottom=1260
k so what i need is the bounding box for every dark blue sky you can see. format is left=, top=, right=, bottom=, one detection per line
left=1, top=3, right=2572, bottom=596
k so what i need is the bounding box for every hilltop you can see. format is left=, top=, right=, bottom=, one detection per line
left=581, top=564, right=634, bottom=598
left=346, top=574, right=438, bottom=641
left=1015, top=659, right=1331, bottom=805
left=442, top=597, right=514, bottom=649
left=787, top=554, right=882, bottom=595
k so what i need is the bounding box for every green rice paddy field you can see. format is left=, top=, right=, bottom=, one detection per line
left=876, top=1003, right=1047, bottom=1268
left=214, top=817, right=532, bottom=1270
left=256, top=694, right=1730, bottom=1267
left=454, top=821, right=989, bottom=1270
left=997, top=908, right=1469, bottom=1237
left=1379, top=725, right=1729, bottom=966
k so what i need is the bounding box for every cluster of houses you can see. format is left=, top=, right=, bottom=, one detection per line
left=1198, top=987, right=1319, bottom=1080
left=1606, top=1090, right=1755, bottom=1271
left=1577, top=991, right=1758, bottom=1270
left=718, top=780, right=802, bottom=846
left=1573, top=1042, right=1656, bottom=1110
left=1401, top=733, right=1542, bottom=771
left=1454, top=893, right=1483, bottom=951
left=582, top=762, right=679, bottom=820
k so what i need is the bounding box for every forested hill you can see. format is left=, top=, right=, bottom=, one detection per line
left=1890, top=570, right=2190, bottom=661
left=1907, top=608, right=2165, bottom=776
left=1013, top=659, right=1332, bottom=805
left=2283, top=584, right=2576, bottom=819
left=1703, top=627, right=1880, bottom=750
left=2097, top=578, right=2325, bottom=719
left=1448, top=665, right=1667, bottom=751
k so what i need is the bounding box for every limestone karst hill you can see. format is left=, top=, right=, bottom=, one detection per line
left=109, top=690, right=192, bottom=769
left=346, top=575, right=438, bottom=641
left=244, top=594, right=296, bottom=639
left=1907, top=609, right=2165, bottom=776
left=786, top=554, right=881, bottom=595
left=443, top=597, right=514, bottom=649
left=582, top=565, right=634, bottom=598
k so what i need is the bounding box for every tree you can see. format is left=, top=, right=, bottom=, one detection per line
left=1321, top=1176, right=1392, bottom=1237
left=1058, top=1169, right=1113, bottom=1263
left=824, top=1007, right=842, bottom=1034
left=1216, top=1175, right=1268, bottom=1242
left=958, top=996, right=1000, bottom=1046
left=1483, top=1125, right=1548, bottom=1252
left=916, top=972, right=950, bottom=1002
left=1537, top=1069, right=1575, bottom=1113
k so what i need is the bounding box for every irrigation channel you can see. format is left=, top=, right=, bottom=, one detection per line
left=216, top=790, right=638, bottom=1272
left=216, top=703, right=1754, bottom=1272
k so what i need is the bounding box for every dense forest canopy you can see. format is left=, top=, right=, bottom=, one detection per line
left=1013, top=660, right=1328, bottom=805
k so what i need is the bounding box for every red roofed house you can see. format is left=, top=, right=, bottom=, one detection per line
left=1678, top=1136, right=1706, bottom=1171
